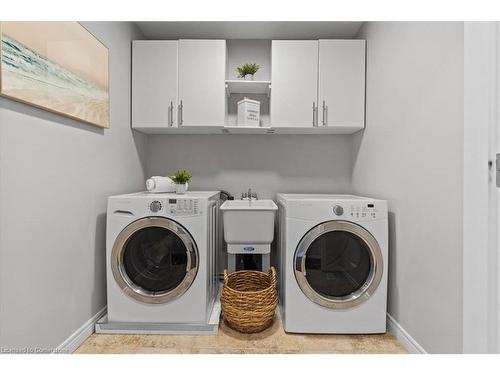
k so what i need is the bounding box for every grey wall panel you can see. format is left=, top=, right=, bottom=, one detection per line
left=146, top=134, right=354, bottom=199
left=0, top=21, right=147, bottom=349
left=353, top=21, right=464, bottom=353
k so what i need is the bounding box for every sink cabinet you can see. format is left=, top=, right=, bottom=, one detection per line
left=220, top=199, right=278, bottom=272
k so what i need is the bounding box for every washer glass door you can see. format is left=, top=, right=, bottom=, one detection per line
left=112, top=217, right=198, bottom=304
left=294, top=221, right=383, bottom=309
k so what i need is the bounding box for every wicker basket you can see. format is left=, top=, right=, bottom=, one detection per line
left=221, top=267, right=278, bottom=333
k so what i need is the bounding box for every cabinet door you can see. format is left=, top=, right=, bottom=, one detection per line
left=318, top=40, right=365, bottom=129
left=178, top=40, right=226, bottom=127
left=271, top=41, right=319, bottom=127
left=132, top=41, right=178, bottom=128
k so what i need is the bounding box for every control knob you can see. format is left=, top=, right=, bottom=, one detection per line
left=333, top=205, right=344, bottom=216
left=150, top=200, right=162, bottom=213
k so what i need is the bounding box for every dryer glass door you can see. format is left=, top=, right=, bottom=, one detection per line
left=112, top=217, right=198, bottom=304
left=294, top=221, right=383, bottom=309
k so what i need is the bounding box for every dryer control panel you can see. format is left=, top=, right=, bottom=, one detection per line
left=346, top=203, right=379, bottom=219
left=280, top=198, right=387, bottom=221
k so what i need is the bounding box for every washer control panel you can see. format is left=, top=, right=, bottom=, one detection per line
left=147, top=198, right=200, bottom=216
left=167, top=198, right=200, bottom=216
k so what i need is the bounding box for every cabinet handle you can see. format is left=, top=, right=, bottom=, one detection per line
left=322, top=100, right=327, bottom=126
left=325, top=103, right=328, bottom=126
left=168, top=101, right=173, bottom=127
left=312, top=102, right=318, bottom=127
left=178, top=100, right=183, bottom=126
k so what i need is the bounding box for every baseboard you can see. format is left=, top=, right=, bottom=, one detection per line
left=387, top=313, right=427, bottom=354
left=54, top=306, right=107, bottom=354
left=56, top=307, right=418, bottom=353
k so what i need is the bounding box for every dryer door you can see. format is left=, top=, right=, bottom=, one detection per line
left=294, top=220, right=383, bottom=309
left=111, top=217, right=198, bottom=304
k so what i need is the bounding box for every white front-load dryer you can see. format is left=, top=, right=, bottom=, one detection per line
left=106, top=191, right=219, bottom=324
left=276, top=194, right=388, bottom=334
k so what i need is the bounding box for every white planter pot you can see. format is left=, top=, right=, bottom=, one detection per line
left=244, top=74, right=254, bottom=81
left=175, top=183, right=188, bottom=194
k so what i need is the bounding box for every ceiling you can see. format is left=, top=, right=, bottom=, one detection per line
left=135, top=22, right=364, bottom=40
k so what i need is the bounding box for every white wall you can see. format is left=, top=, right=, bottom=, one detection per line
left=463, top=22, right=500, bottom=354
left=146, top=134, right=353, bottom=199
left=0, top=22, right=147, bottom=350
left=353, top=22, right=464, bottom=353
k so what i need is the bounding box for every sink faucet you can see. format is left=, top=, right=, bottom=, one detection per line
left=241, top=188, right=258, bottom=201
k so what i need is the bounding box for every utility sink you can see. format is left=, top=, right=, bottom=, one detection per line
left=220, top=199, right=278, bottom=254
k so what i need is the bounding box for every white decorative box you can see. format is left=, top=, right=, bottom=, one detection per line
left=237, top=98, right=260, bottom=127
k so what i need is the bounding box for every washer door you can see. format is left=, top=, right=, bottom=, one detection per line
left=294, top=220, right=383, bottom=309
left=111, top=217, right=198, bottom=304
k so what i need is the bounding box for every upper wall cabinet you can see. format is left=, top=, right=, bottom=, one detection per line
left=271, top=39, right=366, bottom=132
left=270, top=41, right=319, bottom=128
left=132, top=39, right=226, bottom=131
left=132, top=41, right=178, bottom=128
left=318, top=40, right=366, bottom=130
left=131, top=38, right=365, bottom=134
left=178, top=40, right=226, bottom=127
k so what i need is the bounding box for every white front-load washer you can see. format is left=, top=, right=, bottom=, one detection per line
left=105, top=191, right=219, bottom=325
left=276, top=194, right=388, bottom=334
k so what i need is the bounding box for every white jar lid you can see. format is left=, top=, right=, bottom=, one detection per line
left=237, top=98, right=260, bottom=105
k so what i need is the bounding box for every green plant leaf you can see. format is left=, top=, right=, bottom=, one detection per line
left=236, top=62, right=260, bottom=78
left=170, top=169, right=192, bottom=184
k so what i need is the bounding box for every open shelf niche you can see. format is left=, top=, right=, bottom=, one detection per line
left=225, top=40, right=271, bottom=129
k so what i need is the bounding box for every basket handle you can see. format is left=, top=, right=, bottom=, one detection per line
left=268, top=266, right=277, bottom=287
left=223, top=269, right=229, bottom=285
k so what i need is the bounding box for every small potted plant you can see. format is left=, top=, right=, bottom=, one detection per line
left=236, top=63, right=260, bottom=80
left=170, top=169, right=192, bottom=194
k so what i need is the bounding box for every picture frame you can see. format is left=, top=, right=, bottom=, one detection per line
left=0, top=21, right=110, bottom=128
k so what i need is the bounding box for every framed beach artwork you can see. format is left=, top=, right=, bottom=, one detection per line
left=0, top=22, right=109, bottom=128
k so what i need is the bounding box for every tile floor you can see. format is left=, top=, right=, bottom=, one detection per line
left=76, top=317, right=407, bottom=354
